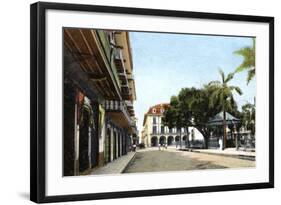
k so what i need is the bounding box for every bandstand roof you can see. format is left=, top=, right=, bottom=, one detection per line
left=208, top=112, right=240, bottom=126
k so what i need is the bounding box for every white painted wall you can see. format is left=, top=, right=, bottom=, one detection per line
left=143, top=114, right=205, bottom=146
left=0, top=0, right=279, bottom=205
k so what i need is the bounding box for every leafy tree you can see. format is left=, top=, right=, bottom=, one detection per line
left=163, top=70, right=242, bottom=149
left=241, top=103, right=255, bottom=135
left=162, top=96, right=189, bottom=148
left=234, top=38, right=255, bottom=84
left=163, top=86, right=220, bottom=149
left=208, top=69, right=243, bottom=150
left=178, top=87, right=199, bottom=147
left=190, top=85, right=222, bottom=148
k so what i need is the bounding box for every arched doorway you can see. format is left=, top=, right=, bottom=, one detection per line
left=113, top=131, right=117, bottom=160
left=167, top=136, right=174, bottom=146
left=159, top=136, right=166, bottom=145
left=151, top=136, right=158, bottom=147
left=78, top=102, right=93, bottom=172
left=128, top=136, right=132, bottom=151
left=118, top=132, right=122, bottom=157
left=105, top=128, right=111, bottom=163
left=183, top=135, right=188, bottom=146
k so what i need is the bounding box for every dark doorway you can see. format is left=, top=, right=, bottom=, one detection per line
left=79, top=104, right=91, bottom=172
left=105, top=128, right=111, bottom=163
left=151, top=136, right=158, bottom=147
left=118, top=133, right=122, bottom=157
left=159, top=136, right=166, bottom=145
left=113, top=131, right=117, bottom=160
left=167, top=136, right=174, bottom=146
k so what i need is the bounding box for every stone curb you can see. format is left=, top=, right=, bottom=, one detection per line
left=182, top=149, right=256, bottom=161
left=121, top=151, right=136, bottom=173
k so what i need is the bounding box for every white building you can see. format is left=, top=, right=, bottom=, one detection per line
left=141, top=103, right=204, bottom=147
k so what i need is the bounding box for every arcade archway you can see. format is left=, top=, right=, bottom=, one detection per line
left=151, top=136, right=158, bottom=147
left=159, top=136, right=166, bottom=145
left=167, top=136, right=174, bottom=146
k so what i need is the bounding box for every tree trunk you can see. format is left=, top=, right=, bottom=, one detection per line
left=194, top=126, right=209, bottom=149
left=223, top=110, right=227, bottom=150
left=179, top=128, right=182, bottom=149
left=204, top=136, right=209, bottom=149
left=235, top=125, right=239, bottom=151
left=185, top=126, right=189, bottom=148
left=235, top=133, right=239, bottom=151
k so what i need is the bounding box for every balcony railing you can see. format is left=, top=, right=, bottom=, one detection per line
left=127, top=73, right=134, bottom=81
left=105, top=100, right=133, bottom=125
left=125, top=100, right=133, bottom=108
left=114, top=48, right=130, bottom=94
left=114, top=48, right=126, bottom=69
left=96, top=31, right=121, bottom=89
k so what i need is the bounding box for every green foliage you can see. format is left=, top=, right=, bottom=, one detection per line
left=234, top=38, right=255, bottom=84
left=162, top=70, right=242, bottom=146
left=241, top=103, right=255, bottom=134
left=79, top=103, right=94, bottom=128
left=162, top=95, right=186, bottom=129
left=162, top=69, right=246, bottom=149
left=208, top=70, right=242, bottom=148
left=209, top=69, right=242, bottom=114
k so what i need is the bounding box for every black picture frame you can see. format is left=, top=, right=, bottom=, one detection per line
left=30, top=1, right=274, bottom=203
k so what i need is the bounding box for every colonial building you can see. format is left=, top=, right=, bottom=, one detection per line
left=141, top=103, right=203, bottom=147
left=63, top=28, right=137, bottom=176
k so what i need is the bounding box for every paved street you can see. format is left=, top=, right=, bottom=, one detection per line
left=124, top=147, right=255, bottom=173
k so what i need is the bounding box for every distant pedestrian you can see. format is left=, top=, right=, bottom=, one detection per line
left=158, top=143, right=161, bottom=151
left=133, top=144, right=136, bottom=152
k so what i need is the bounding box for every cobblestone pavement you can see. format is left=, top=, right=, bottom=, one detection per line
left=123, top=148, right=255, bottom=173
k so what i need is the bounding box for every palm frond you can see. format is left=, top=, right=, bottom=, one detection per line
left=225, top=72, right=235, bottom=83
left=219, top=69, right=225, bottom=83
left=234, top=39, right=255, bottom=84
left=209, top=89, right=220, bottom=108
left=234, top=86, right=243, bottom=95
left=229, top=86, right=243, bottom=95
left=247, top=69, right=255, bottom=84
left=208, top=80, right=221, bottom=86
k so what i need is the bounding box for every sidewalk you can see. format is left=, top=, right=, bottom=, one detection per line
left=90, top=151, right=136, bottom=175
left=187, top=148, right=255, bottom=161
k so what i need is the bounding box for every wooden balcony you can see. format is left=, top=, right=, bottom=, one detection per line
left=64, top=28, right=122, bottom=100
left=105, top=100, right=134, bottom=129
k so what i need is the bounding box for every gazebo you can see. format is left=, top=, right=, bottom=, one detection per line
left=208, top=112, right=240, bottom=126
left=208, top=112, right=241, bottom=150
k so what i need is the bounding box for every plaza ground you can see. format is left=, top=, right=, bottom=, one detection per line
left=123, top=147, right=255, bottom=173
left=89, top=147, right=255, bottom=175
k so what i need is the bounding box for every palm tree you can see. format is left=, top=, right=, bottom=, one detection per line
left=234, top=38, right=255, bottom=84
left=209, top=69, right=243, bottom=150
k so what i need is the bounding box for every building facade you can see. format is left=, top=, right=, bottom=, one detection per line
left=141, top=103, right=204, bottom=147
left=63, top=28, right=138, bottom=176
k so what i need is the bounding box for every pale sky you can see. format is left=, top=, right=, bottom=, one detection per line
left=129, top=32, right=256, bottom=132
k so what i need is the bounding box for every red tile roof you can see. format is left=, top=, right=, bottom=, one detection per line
left=146, top=103, right=170, bottom=115
left=143, top=103, right=170, bottom=126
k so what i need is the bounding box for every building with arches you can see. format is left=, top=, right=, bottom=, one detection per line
left=141, top=103, right=204, bottom=148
